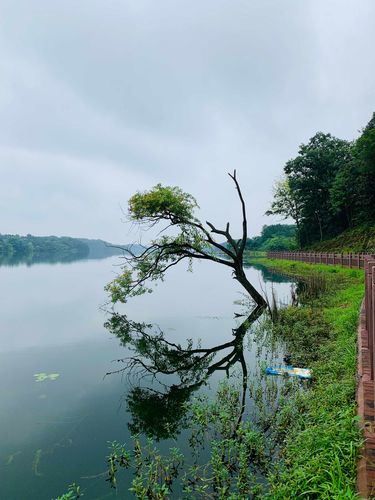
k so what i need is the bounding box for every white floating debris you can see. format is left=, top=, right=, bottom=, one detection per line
left=265, top=366, right=311, bottom=379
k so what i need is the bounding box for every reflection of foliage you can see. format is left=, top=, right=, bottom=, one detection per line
left=126, top=386, right=196, bottom=440
left=244, top=261, right=296, bottom=284
left=105, top=313, right=212, bottom=383
left=104, top=382, right=273, bottom=499
left=105, top=305, right=265, bottom=440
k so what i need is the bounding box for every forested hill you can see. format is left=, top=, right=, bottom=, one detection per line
left=245, top=224, right=297, bottom=252
left=267, top=112, right=375, bottom=248
left=0, top=234, right=128, bottom=266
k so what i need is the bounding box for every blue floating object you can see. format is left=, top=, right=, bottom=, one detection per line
left=266, top=366, right=311, bottom=379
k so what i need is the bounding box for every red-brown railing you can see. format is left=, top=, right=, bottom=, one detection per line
left=266, top=251, right=373, bottom=269
left=267, top=251, right=375, bottom=378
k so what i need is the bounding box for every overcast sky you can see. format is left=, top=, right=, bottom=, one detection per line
left=1, top=0, right=374, bottom=243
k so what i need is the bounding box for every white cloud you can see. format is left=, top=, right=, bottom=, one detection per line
left=1, top=0, right=374, bottom=241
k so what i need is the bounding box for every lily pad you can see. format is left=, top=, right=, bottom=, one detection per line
left=34, top=373, right=60, bottom=382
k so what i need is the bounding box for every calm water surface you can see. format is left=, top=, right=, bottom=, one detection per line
left=0, top=257, right=294, bottom=499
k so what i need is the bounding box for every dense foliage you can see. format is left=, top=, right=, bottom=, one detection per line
left=267, top=112, right=375, bottom=246
left=245, top=224, right=297, bottom=252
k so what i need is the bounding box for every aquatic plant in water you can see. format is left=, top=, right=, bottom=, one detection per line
left=34, top=373, right=60, bottom=382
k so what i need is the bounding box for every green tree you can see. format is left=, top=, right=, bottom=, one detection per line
left=245, top=224, right=297, bottom=252
left=355, top=112, right=375, bottom=172
left=265, top=177, right=302, bottom=247
left=260, top=224, right=296, bottom=240
left=106, top=171, right=265, bottom=306
left=262, top=236, right=297, bottom=252
left=329, top=159, right=359, bottom=228
left=267, top=112, right=375, bottom=249
left=353, top=112, right=375, bottom=223
left=283, top=133, right=351, bottom=245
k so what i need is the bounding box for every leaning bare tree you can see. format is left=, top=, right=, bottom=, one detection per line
left=106, top=170, right=265, bottom=307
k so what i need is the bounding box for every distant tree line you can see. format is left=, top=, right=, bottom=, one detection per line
left=0, top=234, right=89, bottom=265
left=267, top=112, right=375, bottom=247
left=0, top=234, right=133, bottom=266
left=245, top=224, right=297, bottom=252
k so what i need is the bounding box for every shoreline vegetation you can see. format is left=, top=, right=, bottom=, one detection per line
left=254, top=257, right=364, bottom=498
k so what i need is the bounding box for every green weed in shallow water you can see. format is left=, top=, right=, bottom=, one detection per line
left=53, top=483, right=82, bottom=500
left=252, top=258, right=364, bottom=499
left=34, top=372, right=60, bottom=382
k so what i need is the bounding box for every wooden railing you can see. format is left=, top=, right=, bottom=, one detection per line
left=266, top=251, right=372, bottom=269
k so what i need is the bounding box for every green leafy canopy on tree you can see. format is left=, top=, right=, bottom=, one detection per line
left=106, top=171, right=266, bottom=306
left=128, top=184, right=199, bottom=225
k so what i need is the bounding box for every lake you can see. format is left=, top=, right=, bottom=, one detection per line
left=0, top=256, right=294, bottom=499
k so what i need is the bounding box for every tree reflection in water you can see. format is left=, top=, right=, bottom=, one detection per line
left=104, top=304, right=266, bottom=440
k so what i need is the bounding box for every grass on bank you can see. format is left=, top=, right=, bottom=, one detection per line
left=254, top=257, right=364, bottom=499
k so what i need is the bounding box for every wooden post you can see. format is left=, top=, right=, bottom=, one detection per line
left=365, top=260, right=375, bottom=380
left=370, top=262, right=375, bottom=381
left=374, top=270, right=375, bottom=382
left=365, top=260, right=372, bottom=378
left=372, top=268, right=375, bottom=382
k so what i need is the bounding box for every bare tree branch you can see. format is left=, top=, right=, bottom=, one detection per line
left=228, top=169, right=247, bottom=257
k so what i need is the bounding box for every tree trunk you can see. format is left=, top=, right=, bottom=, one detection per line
left=234, top=267, right=266, bottom=306
left=295, top=219, right=302, bottom=249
